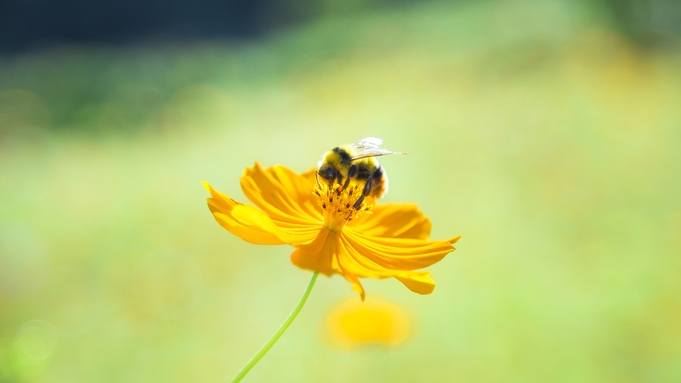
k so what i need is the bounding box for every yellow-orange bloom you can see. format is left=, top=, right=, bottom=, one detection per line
left=325, top=297, right=412, bottom=348
left=204, top=162, right=460, bottom=299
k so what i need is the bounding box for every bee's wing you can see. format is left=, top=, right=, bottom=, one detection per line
left=353, top=137, right=383, bottom=149
left=349, top=137, right=407, bottom=161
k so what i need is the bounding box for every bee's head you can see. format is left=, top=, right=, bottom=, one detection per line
left=318, top=162, right=339, bottom=182
left=318, top=148, right=349, bottom=182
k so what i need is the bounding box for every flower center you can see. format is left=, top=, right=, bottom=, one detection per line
left=315, top=177, right=373, bottom=232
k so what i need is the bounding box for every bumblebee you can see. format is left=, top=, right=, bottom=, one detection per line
left=317, top=137, right=406, bottom=208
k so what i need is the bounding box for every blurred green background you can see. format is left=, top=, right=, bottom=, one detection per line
left=2, top=0, right=681, bottom=382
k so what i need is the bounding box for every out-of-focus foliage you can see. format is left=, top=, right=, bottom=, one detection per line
left=598, top=0, right=681, bottom=39
left=1, top=0, right=680, bottom=52
left=1, top=0, right=681, bottom=382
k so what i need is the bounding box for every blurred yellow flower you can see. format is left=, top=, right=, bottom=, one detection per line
left=325, top=297, right=412, bottom=348
left=204, top=162, right=460, bottom=299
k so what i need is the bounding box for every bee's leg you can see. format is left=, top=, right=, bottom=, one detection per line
left=343, top=165, right=358, bottom=190
left=353, top=195, right=365, bottom=210
left=353, top=177, right=372, bottom=210
left=315, top=171, right=322, bottom=188
left=362, top=176, right=373, bottom=197
left=336, top=172, right=343, bottom=186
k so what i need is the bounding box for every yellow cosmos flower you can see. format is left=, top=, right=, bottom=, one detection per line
left=204, top=162, right=460, bottom=300
left=326, top=297, right=412, bottom=348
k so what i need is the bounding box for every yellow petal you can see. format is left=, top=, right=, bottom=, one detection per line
left=204, top=182, right=283, bottom=245
left=240, top=163, right=322, bottom=225
left=343, top=228, right=458, bottom=270
left=344, top=274, right=366, bottom=301
left=299, top=167, right=318, bottom=187
left=337, top=260, right=367, bottom=301
left=290, top=228, right=337, bottom=276
left=230, top=205, right=318, bottom=244
left=338, top=234, right=439, bottom=295
left=394, top=273, right=436, bottom=295
left=348, top=203, right=432, bottom=240
left=289, top=223, right=459, bottom=298
left=205, top=181, right=320, bottom=245
left=211, top=212, right=283, bottom=245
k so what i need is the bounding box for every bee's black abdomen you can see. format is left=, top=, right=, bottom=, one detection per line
left=356, top=164, right=371, bottom=180
left=372, top=166, right=383, bottom=180
left=332, top=147, right=352, bottom=164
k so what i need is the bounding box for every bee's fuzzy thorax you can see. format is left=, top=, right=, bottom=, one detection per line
left=317, top=137, right=401, bottom=200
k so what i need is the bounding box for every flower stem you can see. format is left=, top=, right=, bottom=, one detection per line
left=231, top=272, right=319, bottom=383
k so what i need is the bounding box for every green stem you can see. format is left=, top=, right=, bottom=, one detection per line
left=231, top=272, right=319, bottom=383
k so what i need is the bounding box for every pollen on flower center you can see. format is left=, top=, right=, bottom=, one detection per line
left=314, top=178, right=373, bottom=232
